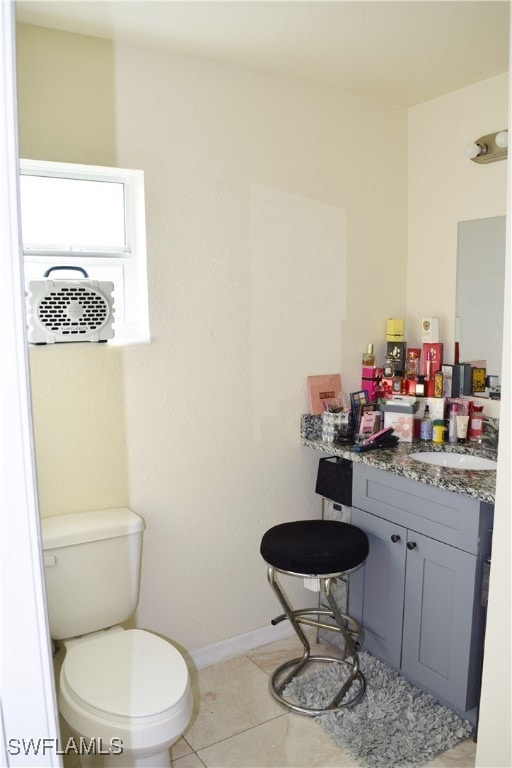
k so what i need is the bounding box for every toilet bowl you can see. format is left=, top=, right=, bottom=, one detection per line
left=58, top=628, right=192, bottom=767
left=41, top=508, right=194, bottom=768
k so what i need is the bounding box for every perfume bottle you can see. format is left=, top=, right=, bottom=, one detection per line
left=383, top=354, right=395, bottom=379
left=362, top=344, right=375, bottom=366
left=406, top=349, right=420, bottom=378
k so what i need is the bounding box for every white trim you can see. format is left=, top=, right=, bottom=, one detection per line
left=1, top=2, right=61, bottom=766
left=190, top=623, right=294, bottom=670
left=19, top=158, right=150, bottom=345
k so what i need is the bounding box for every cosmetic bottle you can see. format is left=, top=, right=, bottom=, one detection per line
left=469, top=406, right=484, bottom=441
left=362, top=344, right=375, bottom=366
left=456, top=414, right=469, bottom=443
left=432, top=420, right=445, bottom=444
left=420, top=404, right=433, bottom=441
left=392, top=373, right=403, bottom=393
left=383, top=354, right=395, bottom=379
left=448, top=405, right=459, bottom=444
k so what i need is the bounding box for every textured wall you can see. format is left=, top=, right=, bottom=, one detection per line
left=111, top=42, right=408, bottom=649
left=407, top=73, right=508, bottom=351
left=16, top=25, right=129, bottom=517
left=16, top=24, right=408, bottom=651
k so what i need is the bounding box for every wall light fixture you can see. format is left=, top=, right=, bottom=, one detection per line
left=464, top=130, right=508, bottom=164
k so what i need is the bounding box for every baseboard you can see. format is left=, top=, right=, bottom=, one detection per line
left=190, top=623, right=294, bottom=670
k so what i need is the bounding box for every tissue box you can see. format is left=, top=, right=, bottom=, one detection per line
left=379, top=399, right=420, bottom=442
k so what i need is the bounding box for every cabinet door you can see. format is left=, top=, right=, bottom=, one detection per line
left=349, top=507, right=406, bottom=669
left=402, top=531, right=479, bottom=711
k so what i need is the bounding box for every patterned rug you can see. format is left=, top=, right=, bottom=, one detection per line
left=284, top=650, right=474, bottom=768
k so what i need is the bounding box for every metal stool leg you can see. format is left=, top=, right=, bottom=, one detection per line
left=266, top=566, right=311, bottom=690
left=323, top=577, right=365, bottom=708
left=266, top=567, right=366, bottom=715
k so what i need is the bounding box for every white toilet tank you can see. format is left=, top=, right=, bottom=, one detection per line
left=41, top=508, right=145, bottom=640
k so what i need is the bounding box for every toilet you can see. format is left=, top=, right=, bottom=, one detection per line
left=41, top=507, right=193, bottom=768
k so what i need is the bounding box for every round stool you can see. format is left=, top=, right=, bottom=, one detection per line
left=260, top=519, right=369, bottom=715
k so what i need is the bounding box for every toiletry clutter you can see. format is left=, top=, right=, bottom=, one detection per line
left=356, top=317, right=495, bottom=443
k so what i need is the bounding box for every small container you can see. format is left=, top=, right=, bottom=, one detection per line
left=386, top=318, right=404, bottom=342
left=432, top=420, right=445, bottom=444
left=456, top=414, right=469, bottom=443
left=392, top=374, right=403, bottom=393
left=362, top=344, right=375, bottom=366
left=422, top=317, right=440, bottom=343
left=434, top=371, right=444, bottom=398
left=420, top=404, right=433, bottom=441
left=448, top=405, right=459, bottom=444
left=322, top=411, right=343, bottom=443
left=406, top=349, right=421, bottom=378
left=383, top=354, right=395, bottom=378
left=469, top=408, right=484, bottom=441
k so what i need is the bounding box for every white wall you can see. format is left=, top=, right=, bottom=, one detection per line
left=408, top=71, right=511, bottom=768
left=113, top=43, right=408, bottom=648
left=16, top=25, right=408, bottom=650
left=14, top=19, right=511, bottom=765
left=407, top=74, right=508, bottom=351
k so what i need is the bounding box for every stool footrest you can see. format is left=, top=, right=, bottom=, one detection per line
left=264, top=565, right=367, bottom=715
left=271, top=608, right=363, bottom=643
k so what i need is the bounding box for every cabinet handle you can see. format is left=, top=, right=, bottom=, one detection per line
left=407, top=541, right=417, bottom=550
left=390, top=534, right=401, bottom=543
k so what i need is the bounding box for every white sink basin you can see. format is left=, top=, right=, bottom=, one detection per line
left=409, top=452, right=497, bottom=470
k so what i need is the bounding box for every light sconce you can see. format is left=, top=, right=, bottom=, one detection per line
left=464, top=130, right=508, bottom=164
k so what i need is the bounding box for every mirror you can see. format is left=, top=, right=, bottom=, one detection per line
left=456, top=216, right=506, bottom=395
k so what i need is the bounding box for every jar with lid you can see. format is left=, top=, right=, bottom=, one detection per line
left=432, top=420, right=446, bottom=443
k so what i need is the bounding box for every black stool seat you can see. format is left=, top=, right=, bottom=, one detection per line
left=260, top=519, right=369, bottom=575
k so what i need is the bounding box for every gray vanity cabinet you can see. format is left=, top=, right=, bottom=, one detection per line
left=348, top=462, right=493, bottom=721
left=348, top=508, right=406, bottom=669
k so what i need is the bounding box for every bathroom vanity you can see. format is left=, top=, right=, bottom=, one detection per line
left=302, top=415, right=496, bottom=724
left=349, top=463, right=492, bottom=723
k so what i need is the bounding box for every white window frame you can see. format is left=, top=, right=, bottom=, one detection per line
left=19, top=158, right=150, bottom=345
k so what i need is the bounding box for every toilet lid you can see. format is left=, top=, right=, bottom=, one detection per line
left=63, top=629, right=190, bottom=719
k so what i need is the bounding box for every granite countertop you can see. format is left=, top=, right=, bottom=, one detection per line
left=301, top=415, right=497, bottom=504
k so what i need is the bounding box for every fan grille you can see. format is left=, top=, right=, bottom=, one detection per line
left=37, top=286, right=109, bottom=335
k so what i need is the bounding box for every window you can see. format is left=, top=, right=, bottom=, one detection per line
left=19, top=159, right=150, bottom=344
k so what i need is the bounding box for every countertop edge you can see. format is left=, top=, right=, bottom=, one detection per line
left=301, top=435, right=496, bottom=505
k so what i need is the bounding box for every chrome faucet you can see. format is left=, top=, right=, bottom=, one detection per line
left=477, top=420, right=499, bottom=450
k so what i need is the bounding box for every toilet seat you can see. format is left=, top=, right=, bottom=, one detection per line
left=62, top=629, right=189, bottom=721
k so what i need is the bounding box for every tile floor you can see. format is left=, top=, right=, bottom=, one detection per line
left=172, top=632, right=477, bottom=768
